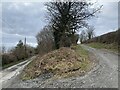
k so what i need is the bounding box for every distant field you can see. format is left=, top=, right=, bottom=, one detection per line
left=87, top=43, right=119, bottom=53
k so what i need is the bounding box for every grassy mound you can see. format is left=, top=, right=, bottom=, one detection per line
left=21, top=46, right=91, bottom=80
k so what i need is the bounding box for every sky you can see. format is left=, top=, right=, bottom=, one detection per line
left=1, top=0, right=119, bottom=50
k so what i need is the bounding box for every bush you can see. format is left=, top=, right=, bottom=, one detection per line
left=2, top=41, right=35, bottom=68
left=2, top=53, right=17, bottom=66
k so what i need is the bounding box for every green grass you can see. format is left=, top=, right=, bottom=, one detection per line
left=76, top=45, right=89, bottom=58
left=87, top=42, right=118, bottom=53
left=71, top=45, right=89, bottom=58
left=71, top=45, right=90, bottom=71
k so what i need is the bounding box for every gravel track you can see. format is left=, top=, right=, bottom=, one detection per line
left=1, top=56, right=36, bottom=89
left=8, top=45, right=118, bottom=88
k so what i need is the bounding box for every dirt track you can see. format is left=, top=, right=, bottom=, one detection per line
left=8, top=45, right=118, bottom=88
left=0, top=56, right=36, bottom=89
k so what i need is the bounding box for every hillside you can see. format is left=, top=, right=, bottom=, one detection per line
left=84, top=29, right=120, bottom=53
left=85, top=29, right=120, bottom=44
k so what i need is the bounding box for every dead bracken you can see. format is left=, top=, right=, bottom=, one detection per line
left=21, top=46, right=91, bottom=80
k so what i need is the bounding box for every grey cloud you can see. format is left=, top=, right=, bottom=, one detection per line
left=2, top=2, right=47, bottom=36
left=2, top=32, right=37, bottom=49
left=1, top=2, right=118, bottom=49
left=88, top=2, right=118, bottom=36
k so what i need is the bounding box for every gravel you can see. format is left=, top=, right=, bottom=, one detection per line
left=9, top=45, right=118, bottom=88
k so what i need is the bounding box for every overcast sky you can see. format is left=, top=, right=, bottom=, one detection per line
left=1, top=1, right=119, bottom=50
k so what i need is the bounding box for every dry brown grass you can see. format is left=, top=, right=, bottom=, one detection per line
left=21, top=46, right=91, bottom=80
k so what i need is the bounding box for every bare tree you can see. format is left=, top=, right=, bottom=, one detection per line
left=86, top=26, right=95, bottom=40
left=2, top=45, right=6, bottom=54
left=36, top=26, right=55, bottom=54
left=45, top=1, right=102, bottom=48
left=79, top=30, right=87, bottom=44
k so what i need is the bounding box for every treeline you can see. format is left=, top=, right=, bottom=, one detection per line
left=83, top=29, right=120, bottom=45
left=2, top=40, right=35, bottom=68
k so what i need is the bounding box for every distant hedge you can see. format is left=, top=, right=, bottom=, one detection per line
left=2, top=40, right=35, bottom=69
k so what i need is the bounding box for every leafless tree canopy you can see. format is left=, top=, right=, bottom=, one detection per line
left=45, top=1, right=102, bottom=48
left=2, top=46, right=6, bottom=54
left=86, top=26, right=95, bottom=40
left=36, top=26, right=55, bottom=54
left=79, top=30, right=87, bottom=43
